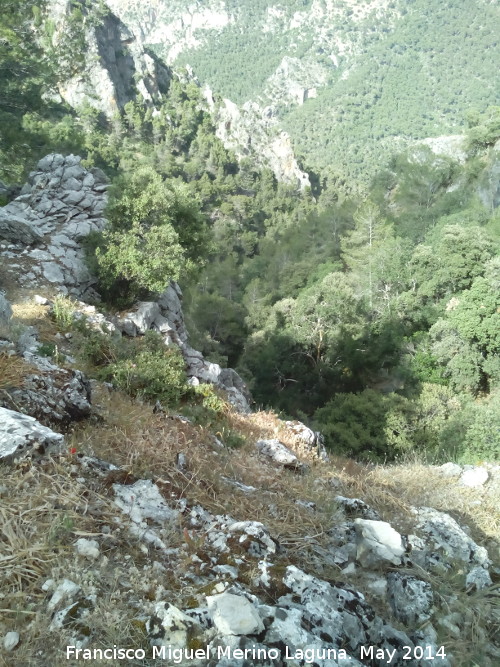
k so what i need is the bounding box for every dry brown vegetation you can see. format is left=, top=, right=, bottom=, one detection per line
left=1, top=383, right=499, bottom=666
left=1, top=296, right=498, bottom=666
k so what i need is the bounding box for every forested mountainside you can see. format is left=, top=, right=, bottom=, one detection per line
left=1, top=0, right=499, bottom=465
left=103, top=0, right=500, bottom=189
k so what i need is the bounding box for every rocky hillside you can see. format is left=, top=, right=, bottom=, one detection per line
left=101, top=0, right=500, bottom=188
left=1, top=154, right=499, bottom=666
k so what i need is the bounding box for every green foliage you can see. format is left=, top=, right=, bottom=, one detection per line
left=91, top=167, right=208, bottom=300
left=282, top=0, right=500, bottom=186
left=459, top=389, right=500, bottom=463
left=429, top=266, right=500, bottom=394
left=37, top=341, right=57, bottom=358
left=1, top=0, right=499, bottom=466
left=466, top=107, right=500, bottom=154
left=314, top=382, right=463, bottom=462
left=51, top=295, right=76, bottom=331
left=189, top=382, right=227, bottom=415
left=72, top=323, right=187, bottom=406
left=313, top=390, right=413, bottom=462
left=104, top=346, right=187, bottom=405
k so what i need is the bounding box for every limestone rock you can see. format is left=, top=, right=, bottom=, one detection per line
left=460, top=466, right=489, bottom=487
left=335, top=496, right=381, bottom=521
left=227, top=521, right=277, bottom=558
left=6, top=354, right=92, bottom=426
left=411, top=506, right=491, bottom=571
left=438, top=462, right=462, bottom=477
left=75, top=538, right=100, bottom=560
left=207, top=592, right=264, bottom=636
left=156, top=283, right=188, bottom=342
left=354, top=519, right=405, bottom=567
left=0, top=407, right=64, bottom=462
left=465, top=566, right=492, bottom=591
left=52, top=3, right=172, bottom=118
left=256, top=438, right=303, bottom=470
left=285, top=419, right=329, bottom=460
left=0, top=209, right=43, bottom=244
left=148, top=602, right=202, bottom=649
left=387, top=572, right=434, bottom=626
left=3, top=631, right=20, bottom=651
left=113, top=479, right=178, bottom=525
left=47, top=579, right=81, bottom=612
left=0, top=153, right=108, bottom=298
left=181, top=344, right=251, bottom=413
left=0, top=292, right=12, bottom=326
left=113, top=479, right=179, bottom=549
left=120, top=301, right=161, bottom=336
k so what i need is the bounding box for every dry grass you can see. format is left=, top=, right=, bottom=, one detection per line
left=10, top=300, right=58, bottom=342
left=1, top=375, right=498, bottom=664
left=371, top=463, right=500, bottom=544
left=0, top=453, right=179, bottom=666
left=0, top=353, right=30, bottom=390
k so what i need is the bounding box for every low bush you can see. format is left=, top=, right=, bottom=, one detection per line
left=102, top=346, right=188, bottom=405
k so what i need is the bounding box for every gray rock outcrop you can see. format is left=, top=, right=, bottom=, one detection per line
left=0, top=292, right=12, bottom=327
left=5, top=359, right=92, bottom=427
left=0, top=406, right=64, bottom=462
left=49, top=0, right=172, bottom=117
left=0, top=154, right=108, bottom=297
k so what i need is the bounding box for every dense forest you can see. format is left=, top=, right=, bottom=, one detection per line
left=169, top=0, right=500, bottom=187
left=1, top=0, right=499, bottom=465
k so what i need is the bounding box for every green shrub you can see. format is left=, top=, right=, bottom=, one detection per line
left=87, top=167, right=209, bottom=303
left=51, top=295, right=75, bottom=331
left=190, top=382, right=227, bottom=414
left=37, top=341, right=57, bottom=358
left=103, top=346, right=188, bottom=405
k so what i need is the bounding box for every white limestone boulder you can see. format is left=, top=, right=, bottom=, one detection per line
left=354, top=519, right=405, bottom=567
left=206, top=592, right=264, bottom=636
left=0, top=407, right=64, bottom=462
left=256, top=438, right=302, bottom=469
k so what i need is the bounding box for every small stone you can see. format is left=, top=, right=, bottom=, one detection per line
left=33, top=295, right=49, bottom=305
left=256, top=438, right=300, bottom=467
left=47, top=579, right=80, bottom=611
left=75, top=538, right=100, bottom=559
left=355, top=519, right=405, bottom=567
left=4, top=631, right=20, bottom=651
left=438, top=462, right=462, bottom=477
left=206, top=592, right=264, bottom=635
left=460, top=467, right=489, bottom=487
left=466, top=566, right=492, bottom=591
left=42, top=579, right=56, bottom=592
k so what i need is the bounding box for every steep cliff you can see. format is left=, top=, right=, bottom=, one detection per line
left=49, top=0, right=172, bottom=116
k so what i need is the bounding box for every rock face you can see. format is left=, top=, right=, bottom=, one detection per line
left=0, top=406, right=64, bottom=462
left=106, top=0, right=232, bottom=65
left=4, top=352, right=92, bottom=427
left=0, top=154, right=108, bottom=298
left=210, top=96, right=311, bottom=189
left=49, top=0, right=172, bottom=117
left=0, top=153, right=251, bottom=410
